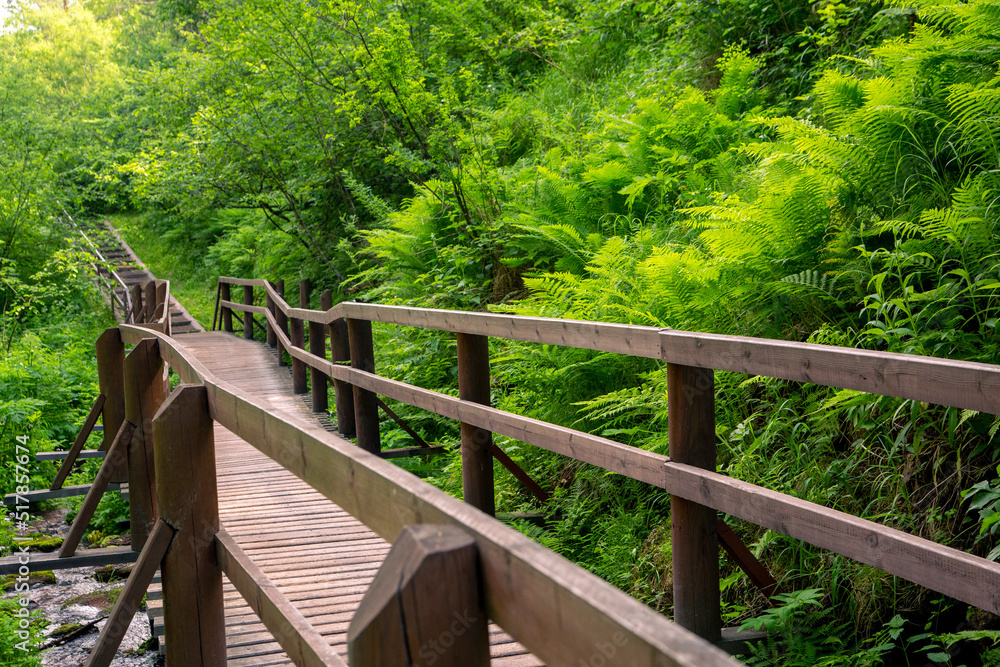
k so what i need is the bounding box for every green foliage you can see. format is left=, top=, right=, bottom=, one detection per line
left=7, top=0, right=1000, bottom=662
left=962, top=466, right=1000, bottom=561
left=0, top=600, right=42, bottom=666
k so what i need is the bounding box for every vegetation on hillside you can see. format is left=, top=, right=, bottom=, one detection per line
left=3, top=0, right=1000, bottom=662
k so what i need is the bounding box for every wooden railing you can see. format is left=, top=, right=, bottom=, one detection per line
left=213, top=276, right=1000, bottom=641
left=81, top=321, right=737, bottom=667
left=78, top=274, right=1000, bottom=666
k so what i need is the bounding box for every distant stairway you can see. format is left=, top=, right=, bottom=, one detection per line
left=74, top=220, right=203, bottom=334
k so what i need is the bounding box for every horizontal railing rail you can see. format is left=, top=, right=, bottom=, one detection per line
left=219, top=276, right=1000, bottom=412
left=215, top=275, right=1000, bottom=632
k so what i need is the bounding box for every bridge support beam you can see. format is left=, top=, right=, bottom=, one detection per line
left=348, top=524, right=489, bottom=667
left=457, top=333, right=495, bottom=517
left=153, top=384, right=226, bottom=666
left=668, top=363, right=721, bottom=642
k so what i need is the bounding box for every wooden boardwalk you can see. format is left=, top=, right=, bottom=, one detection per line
left=147, top=331, right=540, bottom=665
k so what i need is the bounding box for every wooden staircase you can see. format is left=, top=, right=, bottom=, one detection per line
left=76, top=220, right=203, bottom=334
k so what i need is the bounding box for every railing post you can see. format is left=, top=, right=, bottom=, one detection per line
left=144, top=281, right=156, bottom=325
left=123, top=338, right=166, bottom=552
left=265, top=282, right=277, bottom=348
left=220, top=282, right=233, bottom=333
left=457, top=333, right=495, bottom=516
left=243, top=284, right=254, bottom=340
left=290, top=280, right=309, bottom=394
left=667, top=363, right=721, bottom=642
left=155, top=281, right=167, bottom=322
left=348, top=525, right=489, bottom=667
left=130, top=284, right=142, bottom=324
left=95, top=328, right=127, bottom=482
left=153, top=384, right=226, bottom=666
left=323, top=290, right=355, bottom=435
left=309, top=296, right=328, bottom=414
left=275, top=279, right=288, bottom=366
left=348, top=317, right=380, bottom=453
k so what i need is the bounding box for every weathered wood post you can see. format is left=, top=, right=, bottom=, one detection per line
left=667, top=363, right=721, bottom=642
left=95, top=328, right=127, bottom=482
left=130, top=284, right=142, bottom=324
left=220, top=282, right=233, bottom=333
left=155, top=281, right=167, bottom=324
left=265, top=281, right=277, bottom=348
left=144, top=281, right=157, bottom=325
left=323, top=290, right=355, bottom=435
left=275, top=279, right=288, bottom=365
left=153, top=384, right=226, bottom=665
left=457, top=333, right=495, bottom=516
left=123, top=339, right=166, bottom=551
left=348, top=525, right=489, bottom=667
left=290, top=280, right=308, bottom=394
left=243, top=284, right=255, bottom=340
left=309, top=292, right=328, bottom=414
left=348, top=317, right=379, bottom=453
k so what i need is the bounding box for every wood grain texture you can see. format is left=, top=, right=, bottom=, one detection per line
left=123, top=338, right=165, bottom=551
left=130, top=284, right=142, bottom=324
left=663, top=461, right=1000, bottom=615
left=222, top=300, right=268, bottom=316
left=153, top=385, right=226, bottom=666
left=216, top=529, right=347, bottom=667
left=309, top=320, right=328, bottom=414
left=660, top=329, right=1000, bottom=413
left=668, top=363, right=720, bottom=642
left=348, top=318, right=380, bottom=454
left=95, top=328, right=127, bottom=482
left=348, top=524, right=489, bottom=667
left=458, top=333, right=495, bottom=516
left=323, top=291, right=355, bottom=436
left=50, top=393, right=105, bottom=491
left=85, top=519, right=174, bottom=667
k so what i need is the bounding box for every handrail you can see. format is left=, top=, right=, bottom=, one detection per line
left=64, top=212, right=134, bottom=323
left=220, top=277, right=1000, bottom=413
left=119, top=323, right=733, bottom=666
left=215, top=276, right=1000, bottom=619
